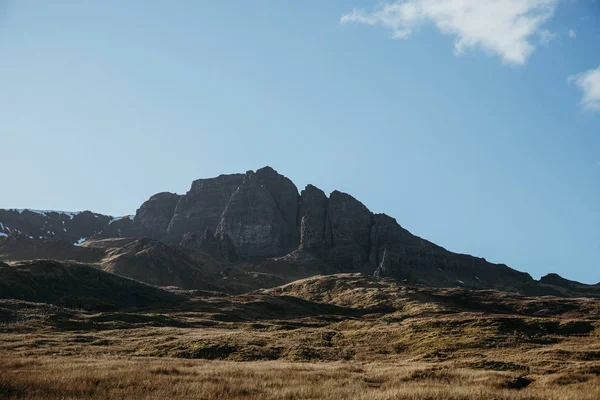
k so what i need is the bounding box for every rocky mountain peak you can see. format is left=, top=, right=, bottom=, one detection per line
left=0, top=166, right=538, bottom=290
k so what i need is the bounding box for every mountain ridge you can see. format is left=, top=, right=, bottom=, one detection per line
left=0, top=166, right=591, bottom=290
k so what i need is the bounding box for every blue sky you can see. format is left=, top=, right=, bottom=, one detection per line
left=0, top=1, right=599, bottom=283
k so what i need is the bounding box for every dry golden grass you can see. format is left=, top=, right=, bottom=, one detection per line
left=1, top=274, right=599, bottom=399
left=0, top=356, right=599, bottom=400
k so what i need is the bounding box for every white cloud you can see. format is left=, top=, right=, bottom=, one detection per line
left=341, top=0, right=559, bottom=65
left=539, top=29, right=558, bottom=45
left=568, top=29, right=576, bottom=38
left=569, top=65, right=600, bottom=111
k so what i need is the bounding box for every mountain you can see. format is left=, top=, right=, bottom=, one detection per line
left=0, top=166, right=589, bottom=294
left=0, top=208, right=134, bottom=244
left=130, top=166, right=534, bottom=290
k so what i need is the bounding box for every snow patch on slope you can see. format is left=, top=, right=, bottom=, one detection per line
left=11, top=209, right=83, bottom=219
left=109, top=215, right=135, bottom=224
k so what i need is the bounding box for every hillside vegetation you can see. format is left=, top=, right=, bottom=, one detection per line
left=1, top=268, right=598, bottom=399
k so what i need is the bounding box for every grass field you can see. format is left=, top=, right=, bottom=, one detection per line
left=1, top=356, right=599, bottom=400
left=1, top=274, right=599, bottom=399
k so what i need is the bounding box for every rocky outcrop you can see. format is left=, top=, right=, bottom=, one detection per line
left=166, top=174, right=244, bottom=244
left=98, top=216, right=139, bottom=238
left=368, top=213, right=532, bottom=289
left=1, top=166, right=541, bottom=291
left=254, top=166, right=300, bottom=244
left=370, top=213, right=438, bottom=278
left=524, top=273, right=600, bottom=297
left=127, top=167, right=302, bottom=260
left=128, top=167, right=302, bottom=259
left=179, top=228, right=233, bottom=260
left=323, top=191, right=373, bottom=273
left=298, top=185, right=328, bottom=251
left=134, top=192, right=181, bottom=241
left=215, top=170, right=299, bottom=258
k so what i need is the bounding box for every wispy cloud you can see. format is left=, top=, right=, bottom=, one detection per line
left=539, top=29, right=558, bottom=46
left=340, top=0, right=559, bottom=65
left=568, top=29, right=577, bottom=39
left=569, top=65, right=600, bottom=111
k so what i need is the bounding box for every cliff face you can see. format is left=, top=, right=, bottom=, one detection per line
left=215, top=168, right=299, bottom=258
left=127, top=166, right=532, bottom=288
left=0, top=166, right=534, bottom=289
left=165, top=173, right=244, bottom=244
left=135, top=192, right=181, bottom=241
left=298, top=184, right=328, bottom=252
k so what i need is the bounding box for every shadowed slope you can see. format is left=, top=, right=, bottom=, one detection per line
left=0, top=260, right=182, bottom=310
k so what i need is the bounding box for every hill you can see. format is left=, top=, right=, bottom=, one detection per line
left=0, top=235, right=336, bottom=294
left=1, top=273, right=599, bottom=399
left=1, top=233, right=591, bottom=298
left=0, top=259, right=181, bottom=311
left=0, top=209, right=134, bottom=244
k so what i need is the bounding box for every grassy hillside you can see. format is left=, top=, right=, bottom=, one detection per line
left=1, top=274, right=599, bottom=398
left=0, top=259, right=182, bottom=311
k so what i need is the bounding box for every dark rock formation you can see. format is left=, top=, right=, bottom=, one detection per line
left=217, top=233, right=238, bottom=261
left=180, top=228, right=231, bottom=260
left=540, top=273, right=580, bottom=286
left=179, top=232, right=201, bottom=249
left=519, top=273, right=600, bottom=298
left=69, top=211, right=113, bottom=240
left=131, top=167, right=302, bottom=259
left=98, top=216, right=139, bottom=238
left=215, top=170, right=299, bottom=258
left=298, top=184, right=328, bottom=252
left=166, top=174, right=244, bottom=243
left=368, top=213, right=531, bottom=289
left=323, top=191, right=373, bottom=273
left=254, top=166, right=300, bottom=244
left=0, top=209, right=119, bottom=244
left=134, top=192, right=181, bottom=241
left=1, top=166, right=546, bottom=291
